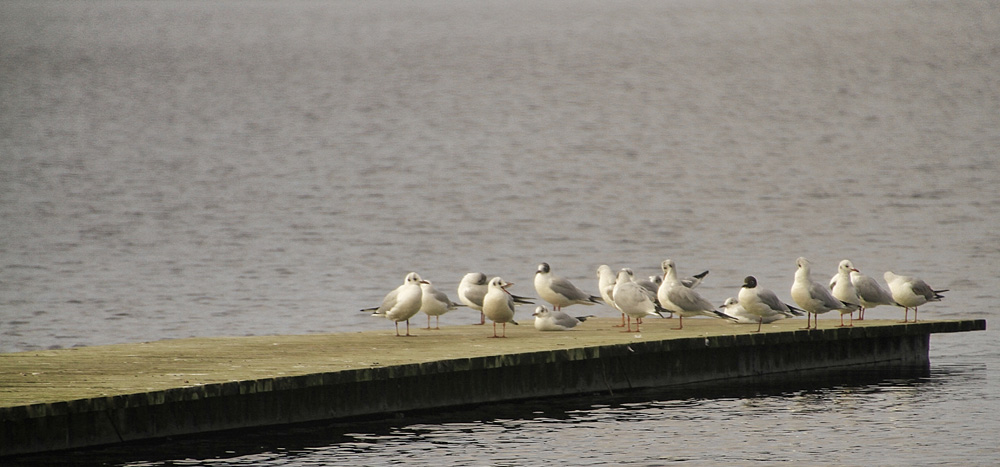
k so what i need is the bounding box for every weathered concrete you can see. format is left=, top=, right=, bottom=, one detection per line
left=0, top=318, right=986, bottom=457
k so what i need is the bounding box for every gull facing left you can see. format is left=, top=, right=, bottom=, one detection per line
left=534, top=262, right=602, bottom=311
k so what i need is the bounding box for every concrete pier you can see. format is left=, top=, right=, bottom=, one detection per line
left=0, top=318, right=986, bottom=457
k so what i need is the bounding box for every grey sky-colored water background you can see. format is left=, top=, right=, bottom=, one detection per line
left=2, top=0, right=999, bottom=464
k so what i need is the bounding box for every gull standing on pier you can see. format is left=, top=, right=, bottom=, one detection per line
left=791, top=257, right=856, bottom=330
left=483, top=276, right=519, bottom=338
left=419, top=280, right=463, bottom=330
left=361, top=272, right=427, bottom=337
left=737, top=276, right=804, bottom=332
left=596, top=265, right=625, bottom=326
left=532, top=305, right=593, bottom=331
left=459, top=272, right=533, bottom=324
left=849, top=269, right=898, bottom=320
left=658, top=259, right=734, bottom=330
left=612, top=268, right=666, bottom=332
left=534, top=262, right=602, bottom=311
left=830, top=260, right=863, bottom=327
left=884, top=271, right=947, bottom=323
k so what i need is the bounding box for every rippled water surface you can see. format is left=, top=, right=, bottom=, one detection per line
left=2, top=0, right=998, bottom=464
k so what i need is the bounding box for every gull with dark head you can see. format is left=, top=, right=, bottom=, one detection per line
left=737, top=276, right=804, bottom=332
left=534, top=262, right=602, bottom=311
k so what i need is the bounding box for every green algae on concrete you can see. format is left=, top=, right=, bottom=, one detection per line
left=0, top=318, right=986, bottom=456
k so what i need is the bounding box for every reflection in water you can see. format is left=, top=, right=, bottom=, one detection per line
left=8, top=364, right=986, bottom=466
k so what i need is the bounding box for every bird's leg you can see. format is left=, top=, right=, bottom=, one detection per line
left=614, top=312, right=626, bottom=328
left=756, top=317, right=763, bottom=333
left=489, top=322, right=499, bottom=338
left=425, top=315, right=432, bottom=330
left=801, top=313, right=812, bottom=330
left=858, top=307, right=865, bottom=320
left=395, top=321, right=401, bottom=337
left=480, top=311, right=486, bottom=325
left=501, top=322, right=507, bottom=338
left=405, top=319, right=411, bottom=336
left=900, top=307, right=909, bottom=323
left=435, top=316, right=440, bottom=330
left=672, top=316, right=684, bottom=330
left=913, top=307, right=918, bottom=323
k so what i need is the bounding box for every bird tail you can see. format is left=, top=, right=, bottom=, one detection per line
left=692, top=270, right=709, bottom=280
left=713, top=309, right=739, bottom=321
left=588, top=295, right=604, bottom=304
left=839, top=301, right=861, bottom=312
left=575, top=315, right=597, bottom=322
left=933, top=289, right=948, bottom=300
left=511, top=294, right=535, bottom=305
left=511, top=320, right=519, bottom=326
left=786, top=304, right=806, bottom=316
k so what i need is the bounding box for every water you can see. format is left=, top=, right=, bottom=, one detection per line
left=1, top=0, right=998, bottom=464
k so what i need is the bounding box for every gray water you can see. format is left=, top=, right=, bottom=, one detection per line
left=2, top=0, right=998, bottom=464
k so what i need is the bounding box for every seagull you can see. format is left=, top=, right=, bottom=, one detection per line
left=791, top=257, right=857, bottom=330
left=884, top=271, right=947, bottom=323
left=459, top=272, right=533, bottom=325
left=596, top=265, right=623, bottom=326
left=850, top=270, right=899, bottom=320
left=361, top=272, right=427, bottom=337
left=658, top=259, right=735, bottom=330
left=720, top=297, right=756, bottom=324
left=737, top=276, right=804, bottom=332
left=419, top=280, right=463, bottom=330
left=612, top=268, right=666, bottom=332
left=830, top=260, right=863, bottom=327
left=534, top=262, right=602, bottom=311
left=483, top=276, right=520, bottom=338
left=532, top=305, right=593, bottom=331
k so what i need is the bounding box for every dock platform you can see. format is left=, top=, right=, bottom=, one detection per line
left=0, top=318, right=986, bottom=457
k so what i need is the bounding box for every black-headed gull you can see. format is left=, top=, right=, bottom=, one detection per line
left=419, top=280, right=463, bottom=330
left=532, top=305, right=593, bottom=331
left=534, top=262, right=602, bottom=311
left=658, top=259, right=735, bottom=330
left=884, top=271, right=947, bottom=323
left=830, top=260, right=862, bottom=327
left=459, top=272, right=533, bottom=325
left=483, top=276, right=519, bottom=338
left=791, top=257, right=858, bottom=330
left=737, top=275, right=804, bottom=332
left=361, top=272, right=427, bottom=337
left=612, top=268, right=666, bottom=332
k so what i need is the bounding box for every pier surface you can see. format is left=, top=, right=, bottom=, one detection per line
left=0, top=318, right=986, bottom=456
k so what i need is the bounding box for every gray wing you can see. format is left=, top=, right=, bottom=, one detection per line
left=854, top=275, right=894, bottom=304
left=757, top=288, right=791, bottom=313
left=551, top=310, right=582, bottom=328
left=810, top=281, right=848, bottom=309
left=374, top=286, right=400, bottom=314
left=667, top=286, right=715, bottom=312
left=462, top=285, right=486, bottom=308
left=551, top=276, right=592, bottom=301
left=909, top=280, right=937, bottom=301
left=433, top=288, right=460, bottom=309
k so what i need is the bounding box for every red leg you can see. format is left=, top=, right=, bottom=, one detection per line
left=615, top=312, right=626, bottom=327
left=672, top=315, right=684, bottom=330
left=756, top=317, right=763, bottom=333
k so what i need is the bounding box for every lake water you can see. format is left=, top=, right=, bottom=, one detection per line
left=2, top=0, right=998, bottom=464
